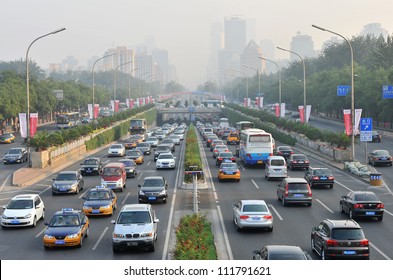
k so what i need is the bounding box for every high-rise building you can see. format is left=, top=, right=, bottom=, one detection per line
left=224, top=15, right=246, bottom=53
left=242, top=40, right=264, bottom=76
left=290, top=32, right=316, bottom=60
left=207, top=22, right=224, bottom=81
left=360, top=23, right=388, bottom=38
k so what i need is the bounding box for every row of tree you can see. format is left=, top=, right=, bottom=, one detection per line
left=220, top=34, right=393, bottom=127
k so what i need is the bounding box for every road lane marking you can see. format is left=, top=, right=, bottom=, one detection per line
left=370, top=241, right=391, bottom=260
left=121, top=192, right=130, bottom=205
left=217, top=204, right=234, bottom=260
left=92, top=227, right=108, bottom=251
left=146, top=161, right=151, bottom=166
left=0, top=173, right=13, bottom=192
left=316, top=199, right=334, bottom=213
left=334, top=180, right=353, bottom=192
left=269, top=204, right=283, bottom=221
left=251, top=179, right=259, bottom=189
left=35, top=227, right=47, bottom=238
left=137, top=173, right=143, bottom=180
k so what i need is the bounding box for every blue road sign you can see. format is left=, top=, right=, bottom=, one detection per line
left=188, top=106, right=196, bottom=113
left=360, top=118, right=372, bottom=131
left=337, top=85, right=351, bottom=96
left=382, top=85, right=393, bottom=99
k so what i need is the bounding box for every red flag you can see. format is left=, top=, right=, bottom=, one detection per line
left=298, top=106, right=305, bottom=123
left=275, top=103, right=280, bottom=117
left=94, top=104, right=99, bottom=118
left=29, top=113, right=38, bottom=137
left=343, top=109, right=352, bottom=135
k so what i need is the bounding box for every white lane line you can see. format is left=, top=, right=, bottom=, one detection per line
left=33, top=184, right=51, bottom=187
left=121, top=192, right=130, bottom=205
left=370, top=242, right=391, bottom=260
left=316, top=199, right=334, bottom=213
left=0, top=173, right=13, bottom=192
left=137, top=173, right=143, bottom=180
left=239, top=165, right=245, bottom=171
left=78, top=189, right=88, bottom=199
left=251, top=179, right=259, bottom=189
left=384, top=209, right=393, bottom=217
left=216, top=205, right=234, bottom=260
left=35, top=227, right=47, bottom=238
left=334, top=180, right=352, bottom=192
left=92, top=227, right=109, bottom=251
left=146, top=161, right=151, bottom=166
left=269, top=204, right=283, bottom=221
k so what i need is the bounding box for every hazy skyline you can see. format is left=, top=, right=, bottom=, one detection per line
left=1, top=0, right=392, bottom=89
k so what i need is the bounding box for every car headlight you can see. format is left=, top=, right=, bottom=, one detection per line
left=113, top=233, right=124, bottom=238
left=139, top=190, right=145, bottom=195
left=44, top=234, right=55, bottom=239
left=159, top=190, right=166, bottom=195
left=24, top=213, right=32, bottom=219
left=82, top=205, right=91, bottom=210
left=2, top=214, right=7, bottom=219
left=93, top=167, right=98, bottom=170
left=67, top=233, right=79, bottom=239
left=101, top=204, right=111, bottom=209
left=140, top=232, right=153, bottom=237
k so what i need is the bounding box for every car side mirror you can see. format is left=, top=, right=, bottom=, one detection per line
left=45, top=222, right=49, bottom=226
left=138, top=184, right=141, bottom=188
left=154, top=218, right=160, bottom=223
left=52, top=178, right=56, bottom=181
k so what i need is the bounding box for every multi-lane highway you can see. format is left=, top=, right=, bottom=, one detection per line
left=0, top=118, right=392, bottom=260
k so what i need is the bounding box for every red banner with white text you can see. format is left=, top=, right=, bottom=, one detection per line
left=298, top=106, right=305, bottom=123
left=343, top=109, right=352, bottom=135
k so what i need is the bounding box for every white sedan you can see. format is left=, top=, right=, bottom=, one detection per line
left=108, top=144, right=126, bottom=157
left=156, top=152, right=176, bottom=169
left=232, top=200, right=273, bottom=232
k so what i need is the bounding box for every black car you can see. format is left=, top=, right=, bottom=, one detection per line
left=311, top=219, right=370, bottom=260
left=252, top=245, right=311, bottom=260
left=287, top=154, right=310, bottom=170
left=275, top=146, right=294, bottom=159
left=138, top=176, right=168, bottom=204
left=154, top=144, right=172, bottom=161
left=304, top=167, right=334, bottom=188
left=371, top=130, right=381, bottom=142
left=118, top=159, right=138, bottom=178
left=80, top=157, right=102, bottom=176
left=368, top=149, right=392, bottom=167
left=3, top=147, right=28, bottom=164
left=136, top=142, right=152, bottom=155
left=340, top=191, right=384, bottom=221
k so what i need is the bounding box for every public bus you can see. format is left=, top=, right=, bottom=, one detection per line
left=56, top=112, right=81, bottom=129
left=219, top=117, right=229, bottom=128
left=239, top=128, right=274, bottom=167
left=235, top=121, right=255, bottom=132
left=129, top=118, right=147, bottom=138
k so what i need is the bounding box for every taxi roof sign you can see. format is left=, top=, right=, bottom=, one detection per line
left=62, top=208, right=74, bottom=212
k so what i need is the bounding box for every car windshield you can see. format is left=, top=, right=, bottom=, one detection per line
left=162, top=140, right=173, bottom=144
left=279, top=146, right=292, bottom=151
left=7, top=199, right=33, bottom=209
left=83, top=159, right=98, bottom=165
left=120, top=160, right=136, bottom=167
left=127, top=151, right=141, bottom=157
left=242, top=204, right=268, bottom=212
left=137, top=143, right=149, bottom=147
left=50, top=215, right=80, bottom=227
left=56, top=173, right=77, bottom=181
left=269, top=252, right=306, bottom=260
left=147, top=137, right=158, bottom=141
left=8, top=149, right=22, bottom=155
left=375, top=150, right=389, bottom=156
left=313, top=169, right=332, bottom=176
left=331, top=228, right=365, bottom=240
left=157, top=146, right=170, bottom=151
left=159, top=154, right=173, bottom=159
left=86, top=191, right=110, bottom=200
left=271, top=159, right=285, bottom=166
left=142, top=179, right=164, bottom=187
left=117, top=211, right=151, bottom=224
left=111, top=145, right=123, bottom=149
left=354, top=193, right=379, bottom=201
left=220, top=163, right=237, bottom=170
left=102, top=167, right=122, bottom=176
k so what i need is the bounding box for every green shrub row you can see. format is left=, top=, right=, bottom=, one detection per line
left=183, top=124, right=204, bottom=183
left=174, top=214, right=217, bottom=260
left=225, top=103, right=351, bottom=149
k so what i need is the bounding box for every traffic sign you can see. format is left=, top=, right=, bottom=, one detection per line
left=337, top=85, right=350, bottom=96
left=382, top=85, right=393, bottom=99
left=360, top=131, right=372, bottom=142
left=360, top=118, right=372, bottom=131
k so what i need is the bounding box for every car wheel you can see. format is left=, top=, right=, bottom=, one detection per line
left=32, top=216, right=37, bottom=227
left=349, top=208, right=355, bottom=219
left=41, top=209, right=45, bottom=220
left=281, top=197, right=286, bottom=207
left=377, top=216, right=383, bottom=221
left=85, top=226, right=89, bottom=238
left=267, top=226, right=273, bottom=232
left=148, top=242, right=156, bottom=252
left=307, top=202, right=312, bottom=207
left=340, top=203, right=345, bottom=214
left=329, top=184, right=333, bottom=189
left=114, top=202, right=117, bottom=211
left=120, top=187, right=124, bottom=192
left=78, top=236, right=83, bottom=248
left=372, top=161, right=376, bottom=167
left=113, top=246, right=121, bottom=254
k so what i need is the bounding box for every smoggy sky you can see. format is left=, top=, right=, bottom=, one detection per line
left=1, top=0, right=392, bottom=89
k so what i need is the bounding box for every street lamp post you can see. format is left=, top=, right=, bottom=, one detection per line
left=25, top=27, right=66, bottom=167
left=312, top=24, right=355, bottom=161
left=114, top=60, right=133, bottom=113
left=231, top=69, right=248, bottom=106
left=277, top=47, right=307, bottom=122
left=92, top=52, right=116, bottom=119
left=243, top=64, right=261, bottom=108
left=259, top=57, right=282, bottom=114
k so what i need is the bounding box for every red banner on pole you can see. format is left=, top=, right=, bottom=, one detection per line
left=275, top=103, right=280, bottom=117
left=343, top=109, right=352, bottom=135
left=29, top=113, right=38, bottom=137
left=298, top=106, right=305, bottom=123
left=115, top=100, right=119, bottom=113
left=93, top=104, right=99, bottom=118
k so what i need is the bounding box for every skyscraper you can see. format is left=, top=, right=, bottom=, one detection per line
left=290, top=32, right=316, bottom=60
left=225, top=15, right=246, bottom=53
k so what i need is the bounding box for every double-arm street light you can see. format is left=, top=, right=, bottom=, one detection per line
left=114, top=60, right=133, bottom=112
left=312, top=24, right=355, bottom=161
left=25, top=27, right=66, bottom=167
left=277, top=46, right=307, bottom=122
left=92, top=52, right=116, bottom=119
left=259, top=57, right=282, bottom=114
left=243, top=64, right=261, bottom=107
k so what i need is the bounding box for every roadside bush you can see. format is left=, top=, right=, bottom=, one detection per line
left=184, top=124, right=204, bottom=183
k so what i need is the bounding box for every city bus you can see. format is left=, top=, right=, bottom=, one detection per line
left=130, top=118, right=147, bottom=138
left=56, top=112, right=81, bottom=129
left=235, top=121, right=255, bottom=132
left=239, top=128, right=274, bottom=167
left=219, top=117, right=229, bottom=128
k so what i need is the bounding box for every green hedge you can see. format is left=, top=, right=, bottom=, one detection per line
left=184, top=124, right=204, bottom=183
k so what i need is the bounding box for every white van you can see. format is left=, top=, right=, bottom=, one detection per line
left=265, top=156, right=287, bottom=180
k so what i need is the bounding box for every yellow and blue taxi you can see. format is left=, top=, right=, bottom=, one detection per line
left=82, top=186, right=118, bottom=216
left=218, top=162, right=241, bottom=182
left=43, top=208, right=89, bottom=249
left=0, top=133, right=16, bottom=144
left=126, top=149, right=144, bottom=164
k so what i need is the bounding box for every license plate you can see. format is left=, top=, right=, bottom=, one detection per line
left=298, top=161, right=304, bottom=163
left=55, top=240, right=66, bottom=245
left=60, top=189, right=67, bottom=192
left=257, top=160, right=262, bottom=164
left=86, top=170, right=92, bottom=173
left=293, top=194, right=304, bottom=197
left=225, top=172, right=234, bottom=175
left=320, top=177, right=327, bottom=180
left=381, top=157, right=387, bottom=160
left=148, top=196, right=157, bottom=200
left=273, top=169, right=281, bottom=172
left=92, top=210, right=100, bottom=214
left=251, top=217, right=261, bottom=221
left=127, top=242, right=138, bottom=246
left=366, top=211, right=375, bottom=215
left=10, top=220, right=20, bottom=224
left=343, top=250, right=356, bottom=255
left=224, top=159, right=231, bottom=162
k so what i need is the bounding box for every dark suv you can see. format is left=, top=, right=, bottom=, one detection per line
left=277, top=178, right=312, bottom=207
left=138, top=176, right=168, bottom=204
left=80, top=157, right=102, bottom=176
left=311, top=219, right=370, bottom=260
left=304, top=167, right=334, bottom=189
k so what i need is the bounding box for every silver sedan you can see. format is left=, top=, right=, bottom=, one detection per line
left=233, top=200, right=273, bottom=232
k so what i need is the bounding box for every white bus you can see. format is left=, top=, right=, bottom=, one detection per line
left=219, top=117, right=229, bottom=128
left=56, top=112, right=81, bottom=129
left=239, top=128, right=274, bottom=167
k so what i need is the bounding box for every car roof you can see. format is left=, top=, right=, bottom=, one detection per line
left=144, top=176, right=164, bottom=180
left=103, top=162, right=125, bottom=168
left=84, top=157, right=99, bottom=160
left=283, top=178, right=308, bottom=183
left=264, top=245, right=305, bottom=254
left=240, top=199, right=267, bottom=205
left=11, top=194, right=39, bottom=200
left=121, top=204, right=151, bottom=212
left=268, top=156, right=286, bottom=160
left=58, top=171, right=78, bottom=175
left=54, top=208, right=81, bottom=215
left=158, top=152, right=173, bottom=156
left=324, top=219, right=361, bottom=228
